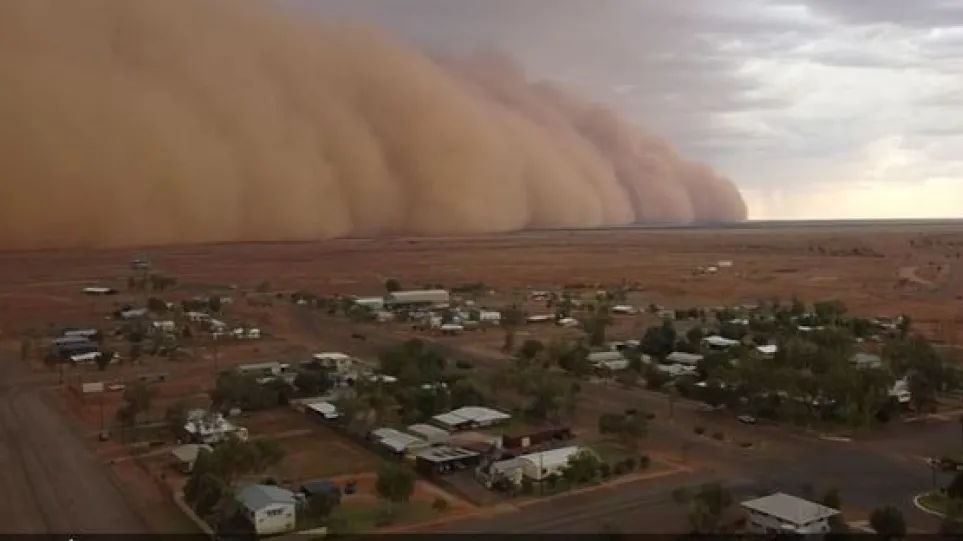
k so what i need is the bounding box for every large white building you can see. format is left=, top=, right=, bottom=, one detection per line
left=517, top=446, right=581, bottom=481
left=236, top=484, right=297, bottom=536
left=741, top=492, right=839, bottom=536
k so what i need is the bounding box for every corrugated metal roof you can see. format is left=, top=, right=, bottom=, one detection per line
left=518, top=446, right=581, bottom=470
left=236, top=484, right=296, bottom=511
left=740, top=492, right=839, bottom=526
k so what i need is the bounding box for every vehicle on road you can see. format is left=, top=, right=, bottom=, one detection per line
left=737, top=415, right=757, bottom=425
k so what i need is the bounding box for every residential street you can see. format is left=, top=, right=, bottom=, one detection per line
left=0, top=354, right=148, bottom=533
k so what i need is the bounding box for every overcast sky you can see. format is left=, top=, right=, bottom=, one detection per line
left=292, top=0, right=963, bottom=220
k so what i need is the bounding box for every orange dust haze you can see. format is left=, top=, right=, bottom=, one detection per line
left=0, top=0, right=747, bottom=250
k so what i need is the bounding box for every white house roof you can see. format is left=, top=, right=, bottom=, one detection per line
left=433, top=406, right=511, bottom=427
left=385, top=290, right=450, bottom=304
left=306, top=401, right=340, bottom=419
left=665, top=352, right=704, bottom=365
left=407, top=423, right=450, bottom=441
left=370, top=428, right=427, bottom=452
left=236, top=484, right=296, bottom=511
left=703, top=335, right=740, bottom=348
left=519, top=446, right=581, bottom=470
left=184, top=410, right=236, bottom=436
left=740, top=492, right=839, bottom=527
left=312, top=352, right=351, bottom=362
left=171, top=444, right=213, bottom=463
left=587, top=351, right=627, bottom=364
left=756, top=344, right=778, bottom=355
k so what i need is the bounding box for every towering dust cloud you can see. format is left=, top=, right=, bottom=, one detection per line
left=0, top=0, right=747, bottom=250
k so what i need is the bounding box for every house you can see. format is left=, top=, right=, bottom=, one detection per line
left=664, top=352, right=704, bottom=366
left=587, top=351, right=629, bottom=371
left=311, top=352, right=357, bottom=373
left=385, top=289, right=451, bottom=309
left=501, top=425, right=572, bottom=451
left=755, top=344, right=778, bottom=359
left=186, top=311, right=210, bottom=322
left=431, top=406, right=511, bottom=431
left=740, top=492, right=839, bottom=535
left=518, top=446, right=581, bottom=481
left=236, top=484, right=297, bottom=536
left=52, top=340, right=100, bottom=360
left=439, top=324, right=464, bottom=335
left=369, top=428, right=430, bottom=455
left=231, top=361, right=290, bottom=377
left=119, top=308, right=148, bottom=320
left=849, top=353, right=883, bottom=369
left=406, top=423, right=450, bottom=446
left=655, top=364, right=698, bottom=377
left=353, top=296, right=386, bottom=311
left=82, top=286, right=118, bottom=296
left=611, top=305, right=639, bottom=315
left=413, top=446, right=481, bottom=476
left=482, top=457, right=526, bottom=487
left=62, top=328, right=101, bottom=340
left=184, top=409, right=248, bottom=444
left=703, top=335, right=740, bottom=350
left=305, top=401, right=341, bottom=420
left=556, top=317, right=580, bottom=327
left=152, top=320, right=176, bottom=333
left=890, top=378, right=911, bottom=403
left=478, top=310, right=501, bottom=323
left=70, top=351, right=114, bottom=365
left=527, top=314, right=554, bottom=324
left=170, top=444, right=213, bottom=473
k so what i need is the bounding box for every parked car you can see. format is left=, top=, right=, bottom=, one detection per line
left=737, top=415, right=757, bottom=425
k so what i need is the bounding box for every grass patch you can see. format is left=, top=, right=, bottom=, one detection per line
left=592, top=440, right=638, bottom=463
left=918, top=492, right=948, bottom=515
left=329, top=501, right=436, bottom=532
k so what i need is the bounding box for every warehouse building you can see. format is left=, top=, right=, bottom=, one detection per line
left=385, top=289, right=451, bottom=309
left=431, top=406, right=511, bottom=432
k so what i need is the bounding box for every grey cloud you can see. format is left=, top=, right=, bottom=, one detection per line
left=782, top=0, right=963, bottom=28
left=286, top=0, right=788, bottom=156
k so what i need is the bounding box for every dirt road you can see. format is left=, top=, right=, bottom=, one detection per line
left=0, top=356, right=147, bottom=533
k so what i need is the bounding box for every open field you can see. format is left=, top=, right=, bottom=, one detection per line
left=3, top=222, right=963, bottom=342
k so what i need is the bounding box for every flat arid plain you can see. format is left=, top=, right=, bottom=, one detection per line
left=1, top=220, right=963, bottom=535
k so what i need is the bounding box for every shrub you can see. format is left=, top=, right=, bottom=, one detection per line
left=623, top=457, right=638, bottom=471
left=712, top=431, right=725, bottom=440
left=521, top=478, right=534, bottom=495
left=432, top=497, right=449, bottom=512
left=694, top=426, right=706, bottom=435
left=599, top=462, right=612, bottom=478
left=639, top=455, right=651, bottom=469
left=739, top=441, right=753, bottom=448
left=612, top=462, right=627, bottom=476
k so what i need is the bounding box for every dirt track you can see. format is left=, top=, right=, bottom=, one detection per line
left=0, top=356, right=147, bottom=534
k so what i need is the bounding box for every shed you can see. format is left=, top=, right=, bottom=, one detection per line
left=413, top=446, right=481, bottom=476
left=370, top=427, right=429, bottom=455
left=82, top=286, right=118, bottom=296
left=235, top=484, right=297, bottom=536
left=62, top=329, right=101, bottom=339
left=518, top=446, right=581, bottom=481
left=740, top=492, right=839, bottom=535
left=353, top=296, right=386, bottom=311
left=305, top=401, right=340, bottom=420
left=406, top=424, right=450, bottom=445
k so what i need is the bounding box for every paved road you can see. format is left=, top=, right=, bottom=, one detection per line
left=294, top=309, right=950, bottom=532
left=0, top=355, right=148, bottom=534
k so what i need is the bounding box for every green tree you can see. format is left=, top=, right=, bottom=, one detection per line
left=562, top=449, right=603, bottom=484
left=869, top=505, right=906, bottom=538
left=375, top=464, right=416, bottom=505
left=294, top=369, right=332, bottom=396
left=821, top=487, right=847, bottom=532
left=672, top=483, right=733, bottom=534
left=518, top=339, right=545, bottom=363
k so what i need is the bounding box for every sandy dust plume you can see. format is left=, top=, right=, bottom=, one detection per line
left=0, top=0, right=747, bottom=249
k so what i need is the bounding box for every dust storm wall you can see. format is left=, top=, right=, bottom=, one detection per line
left=0, top=0, right=748, bottom=250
